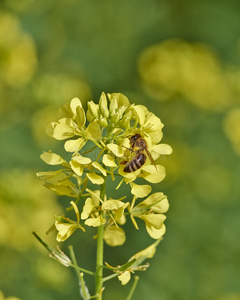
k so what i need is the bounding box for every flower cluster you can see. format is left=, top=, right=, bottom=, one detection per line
left=37, top=92, right=172, bottom=247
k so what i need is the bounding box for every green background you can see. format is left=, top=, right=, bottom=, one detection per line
left=0, top=1, right=240, bottom=299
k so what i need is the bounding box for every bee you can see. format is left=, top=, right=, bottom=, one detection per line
left=121, top=133, right=156, bottom=173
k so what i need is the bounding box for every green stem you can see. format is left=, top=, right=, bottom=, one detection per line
left=69, top=263, right=95, bottom=276
left=68, top=245, right=83, bottom=298
left=102, top=273, right=119, bottom=282
left=126, top=276, right=139, bottom=300
left=95, top=179, right=106, bottom=299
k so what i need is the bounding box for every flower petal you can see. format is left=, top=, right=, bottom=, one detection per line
left=107, top=143, right=124, bottom=157
left=130, top=183, right=152, bottom=198
left=87, top=172, right=104, bottom=185
left=140, top=214, right=166, bottom=229
left=51, top=118, right=76, bottom=140
left=92, top=162, right=107, bottom=176
left=102, top=200, right=126, bottom=210
left=85, top=122, right=101, bottom=140
left=102, top=154, right=117, bottom=167
left=64, top=138, right=86, bottom=152
left=85, top=215, right=106, bottom=227
left=140, top=193, right=169, bottom=213
left=40, top=152, right=66, bottom=165
left=118, top=271, right=131, bottom=285
left=103, top=225, right=126, bottom=246
left=141, top=165, right=166, bottom=183
left=72, top=154, right=92, bottom=165
left=70, top=160, right=85, bottom=176
left=133, top=105, right=147, bottom=125
left=70, top=97, right=83, bottom=114
left=55, top=222, right=78, bottom=242
left=146, top=224, right=166, bottom=239
left=76, top=106, right=86, bottom=128
left=152, top=143, right=173, bottom=155
left=81, top=198, right=94, bottom=220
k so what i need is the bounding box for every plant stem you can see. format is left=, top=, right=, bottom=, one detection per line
left=126, top=276, right=139, bottom=300
left=68, top=245, right=84, bottom=298
left=95, top=179, right=106, bottom=299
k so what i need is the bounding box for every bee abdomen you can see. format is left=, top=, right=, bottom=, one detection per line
left=123, top=153, right=146, bottom=173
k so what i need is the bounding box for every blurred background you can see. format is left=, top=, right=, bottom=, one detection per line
left=0, top=0, right=240, bottom=299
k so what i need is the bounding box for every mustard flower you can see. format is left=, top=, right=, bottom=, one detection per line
left=130, top=192, right=169, bottom=239
left=38, top=92, right=171, bottom=244
left=37, top=92, right=172, bottom=297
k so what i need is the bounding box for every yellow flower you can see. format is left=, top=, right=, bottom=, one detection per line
left=38, top=92, right=172, bottom=246
left=0, top=291, right=20, bottom=300
left=130, top=192, right=169, bottom=239
left=0, top=11, right=37, bottom=88
left=55, top=201, right=85, bottom=242
left=138, top=39, right=231, bottom=111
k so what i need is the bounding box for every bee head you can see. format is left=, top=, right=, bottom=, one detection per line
left=129, top=133, right=141, bottom=142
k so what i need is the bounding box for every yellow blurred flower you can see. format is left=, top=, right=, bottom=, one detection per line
left=0, top=291, right=20, bottom=300
left=0, top=170, right=62, bottom=251
left=223, top=107, right=240, bottom=155
left=31, top=73, right=91, bottom=106
left=0, top=10, right=37, bottom=88
left=138, top=39, right=231, bottom=111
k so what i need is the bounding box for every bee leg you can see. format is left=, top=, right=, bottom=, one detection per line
left=122, top=145, right=134, bottom=152
left=120, top=160, right=128, bottom=165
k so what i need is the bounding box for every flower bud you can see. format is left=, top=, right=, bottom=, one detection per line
left=99, top=92, right=109, bottom=118
left=87, top=100, right=99, bottom=119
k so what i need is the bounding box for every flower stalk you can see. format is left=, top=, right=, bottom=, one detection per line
left=95, top=179, right=106, bottom=298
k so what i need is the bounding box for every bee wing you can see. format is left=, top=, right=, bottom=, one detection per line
left=145, top=148, right=157, bottom=171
